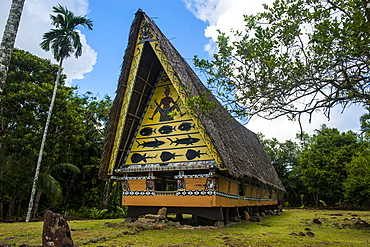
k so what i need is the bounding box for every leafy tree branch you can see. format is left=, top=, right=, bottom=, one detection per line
left=194, top=0, right=370, bottom=124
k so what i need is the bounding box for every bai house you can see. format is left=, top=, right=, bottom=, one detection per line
left=99, top=9, right=285, bottom=224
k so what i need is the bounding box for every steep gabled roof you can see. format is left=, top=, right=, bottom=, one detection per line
left=99, top=9, right=285, bottom=192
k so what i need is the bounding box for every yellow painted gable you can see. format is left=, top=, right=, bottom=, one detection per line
left=125, top=72, right=215, bottom=165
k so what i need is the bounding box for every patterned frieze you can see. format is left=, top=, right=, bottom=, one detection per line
left=174, top=172, right=213, bottom=179
left=111, top=175, right=155, bottom=180
left=121, top=189, right=276, bottom=201
left=115, top=160, right=217, bottom=173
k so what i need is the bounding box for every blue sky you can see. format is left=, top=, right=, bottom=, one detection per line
left=0, top=0, right=212, bottom=97
left=0, top=0, right=366, bottom=141
left=78, top=0, right=212, bottom=98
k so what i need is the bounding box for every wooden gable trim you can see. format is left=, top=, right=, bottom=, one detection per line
left=107, top=21, right=146, bottom=175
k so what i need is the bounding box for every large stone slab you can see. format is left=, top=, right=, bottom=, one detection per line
left=42, top=210, right=74, bottom=247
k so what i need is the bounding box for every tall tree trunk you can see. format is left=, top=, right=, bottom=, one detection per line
left=0, top=202, right=3, bottom=222
left=0, top=164, right=3, bottom=221
left=100, top=180, right=112, bottom=209
left=31, top=191, right=42, bottom=219
left=26, top=58, right=63, bottom=222
left=313, top=193, right=319, bottom=208
left=16, top=195, right=22, bottom=222
left=0, top=0, right=25, bottom=94
left=101, top=180, right=121, bottom=209
left=5, top=190, right=17, bottom=222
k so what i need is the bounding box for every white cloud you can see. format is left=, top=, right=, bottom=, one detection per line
left=183, top=0, right=273, bottom=53
left=63, top=31, right=97, bottom=81
left=247, top=105, right=367, bottom=141
left=0, top=0, right=96, bottom=84
left=182, top=0, right=219, bottom=24
left=183, top=0, right=367, bottom=141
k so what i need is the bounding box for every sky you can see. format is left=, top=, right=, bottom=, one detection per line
left=0, top=0, right=367, bottom=141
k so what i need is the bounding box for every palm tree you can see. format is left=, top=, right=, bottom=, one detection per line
left=31, top=163, right=81, bottom=219
left=25, top=4, right=93, bottom=222
left=0, top=0, right=25, bottom=94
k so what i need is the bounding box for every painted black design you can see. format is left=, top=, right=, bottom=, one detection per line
left=159, top=125, right=175, bottom=135
left=167, top=135, right=200, bottom=146
left=138, top=23, right=155, bottom=44
left=131, top=153, right=157, bottom=163
left=185, top=149, right=207, bottom=160
left=149, top=86, right=181, bottom=122
left=178, top=122, right=194, bottom=131
left=140, top=127, right=156, bottom=136
left=136, top=138, right=165, bottom=148
left=160, top=151, right=182, bottom=162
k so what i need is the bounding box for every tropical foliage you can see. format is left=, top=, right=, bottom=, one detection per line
left=258, top=135, right=306, bottom=207
left=26, top=4, right=93, bottom=222
left=39, top=4, right=93, bottom=61
left=259, top=123, right=370, bottom=209
left=299, top=126, right=364, bottom=206
left=0, top=48, right=118, bottom=222
left=343, top=148, right=370, bottom=208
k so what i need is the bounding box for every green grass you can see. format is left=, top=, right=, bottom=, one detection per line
left=0, top=209, right=369, bottom=246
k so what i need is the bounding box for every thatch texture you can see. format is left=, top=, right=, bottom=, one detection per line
left=99, top=10, right=285, bottom=192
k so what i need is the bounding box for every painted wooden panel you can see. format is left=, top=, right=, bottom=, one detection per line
left=245, top=185, right=252, bottom=197
left=127, top=180, right=146, bottom=191
left=230, top=182, right=239, bottom=195
left=218, top=179, right=229, bottom=194
left=125, top=72, right=216, bottom=166
left=251, top=187, right=256, bottom=198
left=122, top=195, right=215, bottom=207
left=183, top=177, right=207, bottom=191
left=217, top=178, right=239, bottom=195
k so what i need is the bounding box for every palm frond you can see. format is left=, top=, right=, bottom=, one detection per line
left=70, top=32, right=82, bottom=58
left=40, top=4, right=93, bottom=61
left=72, top=16, right=93, bottom=30
left=51, top=162, right=81, bottom=174
left=40, top=29, right=64, bottom=52
left=38, top=173, right=62, bottom=204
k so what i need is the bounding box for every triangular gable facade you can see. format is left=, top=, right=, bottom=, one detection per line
left=106, top=17, right=222, bottom=175
left=100, top=9, right=285, bottom=222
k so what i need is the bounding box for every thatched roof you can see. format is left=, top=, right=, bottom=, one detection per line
left=99, top=9, right=285, bottom=192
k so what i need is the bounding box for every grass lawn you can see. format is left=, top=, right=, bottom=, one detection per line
left=0, top=209, right=369, bottom=246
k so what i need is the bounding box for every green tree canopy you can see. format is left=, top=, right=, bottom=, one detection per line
left=0, top=48, right=112, bottom=221
left=343, top=147, right=370, bottom=209
left=360, top=107, right=370, bottom=139
left=1, top=48, right=60, bottom=156
left=258, top=134, right=306, bottom=207
left=299, top=125, right=363, bottom=206
left=194, top=0, right=370, bottom=123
